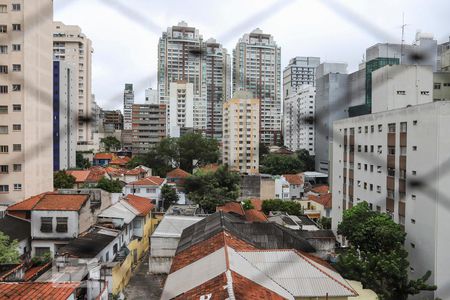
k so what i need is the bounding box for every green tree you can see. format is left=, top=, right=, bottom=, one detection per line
left=260, top=154, right=305, bottom=175
left=242, top=199, right=254, bottom=210
left=261, top=199, right=303, bottom=216
left=96, top=177, right=123, bottom=193
left=160, top=184, right=179, bottom=210
left=101, top=136, right=121, bottom=152
left=184, top=165, right=240, bottom=213
left=0, top=231, right=20, bottom=264
left=335, top=202, right=436, bottom=300
left=259, top=142, right=269, bottom=161
left=178, top=133, right=219, bottom=173
left=296, top=149, right=315, bottom=171
left=54, top=170, right=76, bottom=189
left=76, top=152, right=91, bottom=169
left=318, top=216, right=331, bottom=229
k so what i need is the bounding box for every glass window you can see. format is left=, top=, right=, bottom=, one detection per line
left=40, top=217, right=53, bottom=233
left=56, top=217, right=68, bottom=233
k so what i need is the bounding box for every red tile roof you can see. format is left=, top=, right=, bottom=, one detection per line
left=94, top=153, right=113, bottom=160
left=7, top=194, right=46, bottom=211
left=129, top=176, right=165, bottom=186
left=124, top=194, right=154, bottom=216
left=311, top=184, right=329, bottom=194
left=105, top=167, right=125, bottom=176
left=33, top=194, right=89, bottom=211
left=65, top=170, right=90, bottom=183
left=125, top=167, right=146, bottom=176
left=166, top=168, right=190, bottom=179
left=244, top=209, right=268, bottom=222
left=86, top=167, right=107, bottom=182
left=0, top=282, right=79, bottom=300
left=283, top=174, right=303, bottom=185
left=217, top=202, right=245, bottom=216
left=250, top=198, right=263, bottom=211
left=310, top=193, right=332, bottom=209
left=23, top=262, right=52, bottom=281
left=110, top=156, right=131, bottom=166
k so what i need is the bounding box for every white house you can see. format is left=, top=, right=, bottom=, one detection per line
left=274, top=176, right=290, bottom=199
left=123, top=176, right=166, bottom=207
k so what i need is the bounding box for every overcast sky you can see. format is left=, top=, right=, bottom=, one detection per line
left=54, top=0, right=450, bottom=111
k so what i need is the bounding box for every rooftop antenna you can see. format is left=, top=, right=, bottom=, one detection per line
left=400, top=13, right=409, bottom=64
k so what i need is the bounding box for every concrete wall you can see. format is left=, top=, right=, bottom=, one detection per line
left=31, top=211, right=79, bottom=239
left=260, top=177, right=275, bottom=200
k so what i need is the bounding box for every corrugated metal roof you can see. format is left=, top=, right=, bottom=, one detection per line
left=98, top=200, right=138, bottom=224
left=238, top=250, right=357, bottom=297
left=161, top=247, right=227, bottom=300
left=152, top=215, right=204, bottom=238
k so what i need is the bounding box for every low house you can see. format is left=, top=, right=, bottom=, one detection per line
left=216, top=201, right=267, bottom=222
left=66, top=167, right=109, bottom=188
left=274, top=175, right=290, bottom=199
left=282, top=174, right=304, bottom=199
left=162, top=211, right=357, bottom=299
left=0, top=214, right=31, bottom=257
left=93, top=153, right=114, bottom=166
left=0, top=282, right=81, bottom=300
left=300, top=193, right=332, bottom=219
left=166, top=168, right=190, bottom=204
left=149, top=205, right=205, bottom=274
left=109, top=155, right=131, bottom=168
left=123, top=176, right=166, bottom=208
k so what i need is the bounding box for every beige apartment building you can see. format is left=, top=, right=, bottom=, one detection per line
left=53, top=21, right=93, bottom=150
left=0, top=0, right=54, bottom=204
left=222, top=92, right=259, bottom=175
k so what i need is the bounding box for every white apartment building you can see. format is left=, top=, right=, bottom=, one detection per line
left=331, top=65, right=447, bottom=299
left=158, top=22, right=211, bottom=136
left=0, top=0, right=54, bottom=204
left=169, top=81, right=195, bottom=137
left=53, top=60, right=77, bottom=171
left=283, top=56, right=320, bottom=99
left=123, top=83, right=134, bottom=130
left=284, top=85, right=316, bottom=154
left=145, top=88, right=159, bottom=105
left=53, top=21, right=94, bottom=148
left=233, top=28, right=281, bottom=145
left=222, top=92, right=259, bottom=175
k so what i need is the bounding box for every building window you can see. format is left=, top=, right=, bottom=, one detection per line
left=34, top=247, right=50, bottom=257
left=412, top=146, right=417, bottom=151
left=0, top=25, right=6, bottom=33
left=0, top=106, right=7, bottom=113
left=388, top=146, right=395, bottom=155
left=0, top=85, right=8, bottom=93
left=12, top=44, right=21, bottom=51
left=412, top=194, right=416, bottom=200
left=0, top=45, right=7, bottom=54
left=358, top=127, right=362, bottom=133
left=411, top=219, right=416, bottom=224
left=377, top=166, right=382, bottom=173
left=400, top=122, right=407, bottom=132
left=13, top=144, right=21, bottom=152
left=377, top=186, right=381, bottom=193
left=396, top=90, right=406, bottom=95
left=56, top=217, right=68, bottom=233
left=412, top=170, right=417, bottom=175
left=13, top=164, right=21, bottom=172
left=388, top=123, right=396, bottom=133
left=0, top=145, right=8, bottom=153
left=0, top=126, right=8, bottom=134
left=400, top=146, right=406, bottom=155
left=378, top=124, right=382, bottom=132
left=0, top=165, right=8, bottom=173
left=40, top=217, right=53, bottom=233
left=12, top=124, right=20, bottom=131
left=12, top=104, right=21, bottom=111
left=12, top=64, right=21, bottom=72
left=0, top=185, right=9, bottom=193
left=420, top=91, right=429, bottom=95
left=413, top=120, right=418, bottom=125
left=12, top=24, right=21, bottom=31
left=12, top=4, right=20, bottom=11
left=434, top=83, right=441, bottom=89
left=0, top=65, right=7, bottom=73
left=13, top=183, right=21, bottom=191
left=0, top=5, right=6, bottom=13
left=12, top=84, right=21, bottom=91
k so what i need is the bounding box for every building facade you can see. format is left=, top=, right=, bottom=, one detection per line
left=168, top=81, right=195, bottom=137
left=131, top=103, right=166, bottom=154
left=102, top=110, right=123, bottom=131
left=284, top=85, right=316, bottom=154
left=283, top=56, right=320, bottom=99
left=53, top=21, right=94, bottom=148
left=222, top=92, right=260, bottom=174
left=233, top=28, right=281, bottom=145
left=0, top=0, right=54, bottom=204
left=123, top=83, right=134, bottom=130
left=331, top=101, right=450, bottom=299
left=145, top=88, right=158, bottom=105
left=205, top=38, right=231, bottom=140
left=53, top=61, right=77, bottom=171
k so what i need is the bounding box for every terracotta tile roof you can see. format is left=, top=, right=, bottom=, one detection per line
left=7, top=194, right=46, bottom=211
left=217, top=202, right=245, bottom=216
left=23, top=262, right=52, bottom=281
left=86, top=167, right=107, bottom=182
left=129, top=176, right=165, bottom=186
left=110, top=156, right=131, bottom=166
left=311, top=184, right=329, bottom=194
left=105, top=167, right=125, bottom=176
left=250, top=198, right=263, bottom=211
left=94, top=153, right=113, bottom=160
left=124, top=194, right=154, bottom=216
left=33, top=194, right=89, bottom=211
left=166, top=168, right=190, bottom=179
left=244, top=209, right=268, bottom=222
left=283, top=174, right=303, bottom=185
left=125, top=167, right=146, bottom=175
left=65, top=170, right=90, bottom=183
left=0, top=282, right=79, bottom=300
left=310, top=193, right=332, bottom=209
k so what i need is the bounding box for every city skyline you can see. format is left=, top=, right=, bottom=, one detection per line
left=54, top=0, right=450, bottom=110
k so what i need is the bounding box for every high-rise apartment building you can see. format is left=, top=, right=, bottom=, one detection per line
left=222, top=92, right=260, bottom=175
left=53, top=61, right=76, bottom=171
left=157, top=22, right=208, bottom=135
left=168, top=81, right=194, bottom=137
left=53, top=21, right=94, bottom=149
left=205, top=38, right=231, bottom=140
left=233, top=28, right=281, bottom=145
left=0, top=0, right=53, bottom=204
left=102, top=110, right=123, bottom=131
left=283, top=56, right=320, bottom=99
left=284, top=85, right=316, bottom=154
left=123, top=83, right=134, bottom=130
left=131, top=103, right=166, bottom=155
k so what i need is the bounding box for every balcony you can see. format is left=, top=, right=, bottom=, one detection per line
left=387, top=132, right=396, bottom=146
left=386, top=197, right=395, bottom=213
left=342, top=199, right=347, bottom=211
left=349, top=135, right=355, bottom=145
left=349, top=169, right=354, bottom=179
left=399, top=201, right=405, bottom=217
left=348, top=187, right=354, bottom=197
left=400, top=132, right=407, bottom=147
left=387, top=155, right=395, bottom=169
left=349, top=153, right=354, bottom=163
left=400, top=156, right=406, bottom=170
left=399, top=179, right=406, bottom=193
left=387, top=176, right=395, bottom=190
left=343, top=153, right=347, bottom=162
left=343, top=184, right=346, bottom=195
left=344, top=135, right=348, bottom=145
left=343, top=168, right=347, bottom=177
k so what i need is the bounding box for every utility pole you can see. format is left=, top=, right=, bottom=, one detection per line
left=400, top=13, right=409, bottom=64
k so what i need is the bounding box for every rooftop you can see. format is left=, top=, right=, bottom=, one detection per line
left=152, top=215, right=204, bottom=238
left=0, top=282, right=79, bottom=300
left=65, top=170, right=90, bottom=183
left=7, top=193, right=89, bottom=212
left=98, top=200, right=139, bottom=224
left=166, top=168, right=190, bottom=179
left=311, top=184, right=329, bottom=194
left=283, top=174, right=304, bottom=185
left=93, top=153, right=113, bottom=160
left=124, top=194, right=154, bottom=216
left=128, top=176, right=165, bottom=186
